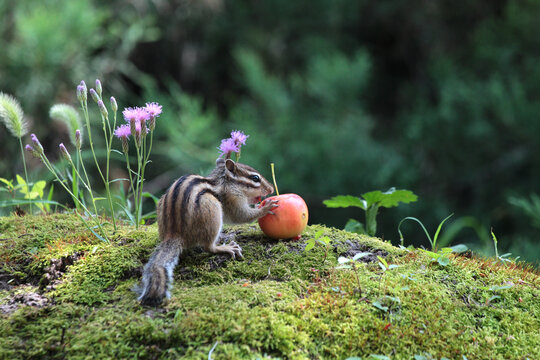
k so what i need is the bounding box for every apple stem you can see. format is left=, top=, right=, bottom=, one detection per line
left=270, top=163, right=280, bottom=196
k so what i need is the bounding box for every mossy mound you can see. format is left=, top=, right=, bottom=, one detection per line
left=0, top=214, right=538, bottom=359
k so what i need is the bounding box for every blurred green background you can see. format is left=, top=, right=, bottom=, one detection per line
left=1, top=0, right=539, bottom=262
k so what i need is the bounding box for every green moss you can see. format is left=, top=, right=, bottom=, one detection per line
left=0, top=214, right=538, bottom=359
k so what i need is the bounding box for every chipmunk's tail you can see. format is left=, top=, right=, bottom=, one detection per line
left=134, top=239, right=182, bottom=306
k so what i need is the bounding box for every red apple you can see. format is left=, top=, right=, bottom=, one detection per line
left=258, top=193, right=309, bottom=239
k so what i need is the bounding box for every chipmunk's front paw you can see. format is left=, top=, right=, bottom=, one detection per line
left=260, top=199, right=279, bottom=216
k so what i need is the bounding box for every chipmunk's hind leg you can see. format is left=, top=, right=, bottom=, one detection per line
left=207, top=235, right=243, bottom=259
left=192, top=192, right=243, bottom=259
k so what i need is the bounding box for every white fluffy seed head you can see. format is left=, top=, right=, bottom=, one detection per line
left=0, top=92, right=28, bottom=138
left=49, top=104, right=83, bottom=147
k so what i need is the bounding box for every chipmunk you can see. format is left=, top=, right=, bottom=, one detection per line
left=136, top=158, right=278, bottom=306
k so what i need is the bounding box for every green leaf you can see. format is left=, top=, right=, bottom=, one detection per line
left=142, top=192, right=160, bottom=205
left=362, top=187, right=418, bottom=208
left=323, top=195, right=366, bottom=210
left=0, top=199, right=66, bottom=209
left=345, top=357, right=363, bottom=360
left=337, top=256, right=351, bottom=264
left=450, top=244, right=468, bottom=253
left=344, top=218, right=366, bottom=234
left=118, top=203, right=135, bottom=225
left=369, top=356, right=390, bottom=360
left=372, top=302, right=388, bottom=312
left=489, top=284, right=514, bottom=291
left=304, top=240, right=315, bottom=252
left=352, top=252, right=372, bottom=261
left=398, top=216, right=433, bottom=248
left=420, top=249, right=440, bottom=260
left=433, top=213, right=454, bottom=247
left=24, top=191, right=39, bottom=200
left=377, top=256, right=388, bottom=268
left=437, top=256, right=450, bottom=266
left=0, top=177, right=13, bottom=188
left=31, top=180, right=46, bottom=198
left=110, top=149, right=125, bottom=156
left=16, top=174, right=25, bottom=185
left=110, top=178, right=129, bottom=183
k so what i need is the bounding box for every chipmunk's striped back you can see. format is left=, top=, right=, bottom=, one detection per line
left=157, top=175, right=222, bottom=243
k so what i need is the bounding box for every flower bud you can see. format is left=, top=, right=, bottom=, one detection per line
left=135, top=127, right=142, bottom=147
left=59, top=143, right=72, bottom=163
left=141, top=118, right=147, bottom=138
left=75, top=129, right=81, bottom=150
left=129, top=118, right=137, bottom=138
left=121, top=137, right=129, bottom=154
left=30, top=133, right=44, bottom=155
left=110, top=96, right=118, bottom=113
left=97, top=100, right=108, bottom=118
left=77, top=81, right=88, bottom=103
left=89, top=88, right=100, bottom=103
left=95, top=79, right=102, bottom=97
left=25, top=144, right=40, bottom=159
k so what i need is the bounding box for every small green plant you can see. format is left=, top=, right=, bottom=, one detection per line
left=336, top=252, right=373, bottom=296
left=398, top=213, right=453, bottom=251
left=376, top=255, right=399, bottom=290
left=480, top=283, right=514, bottom=305
left=372, top=295, right=401, bottom=314
left=0, top=175, right=59, bottom=214
left=419, top=247, right=453, bottom=267
left=324, top=187, right=418, bottom=236
left=304, top=230, right=332, bottom=263
left=490, top=229, right=519, bottom=265
left=397, top=214, right=469, bottom=267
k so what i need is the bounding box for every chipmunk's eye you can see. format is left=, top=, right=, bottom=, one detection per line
left=249, top=175, right=261, bottom=183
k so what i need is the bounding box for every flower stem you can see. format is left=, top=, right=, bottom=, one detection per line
left=82, top=101, right=116, bottom=230
left=39, top=152, right=108, bottom=241
left=270, top=163, right=279, bottom=196
left=18, top=137, right=32, bottom=213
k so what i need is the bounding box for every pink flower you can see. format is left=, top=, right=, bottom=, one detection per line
left=144, top=102, right=162, bottom=118
left=231, top=130, right=248, bottom=146
left=219, top=138, right=240, bottom=157
left=218, top=130, right=250, bottom=159
left=114, top=124, right=131, bottom=139
left=122, top=107, right=150, bottom=123
left=115, top=124, right=131, bottom=153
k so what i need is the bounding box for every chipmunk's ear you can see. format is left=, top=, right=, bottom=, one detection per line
left=215, top=157, right=225, bottom=167
left=225, top=159, right=236, bottom=173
